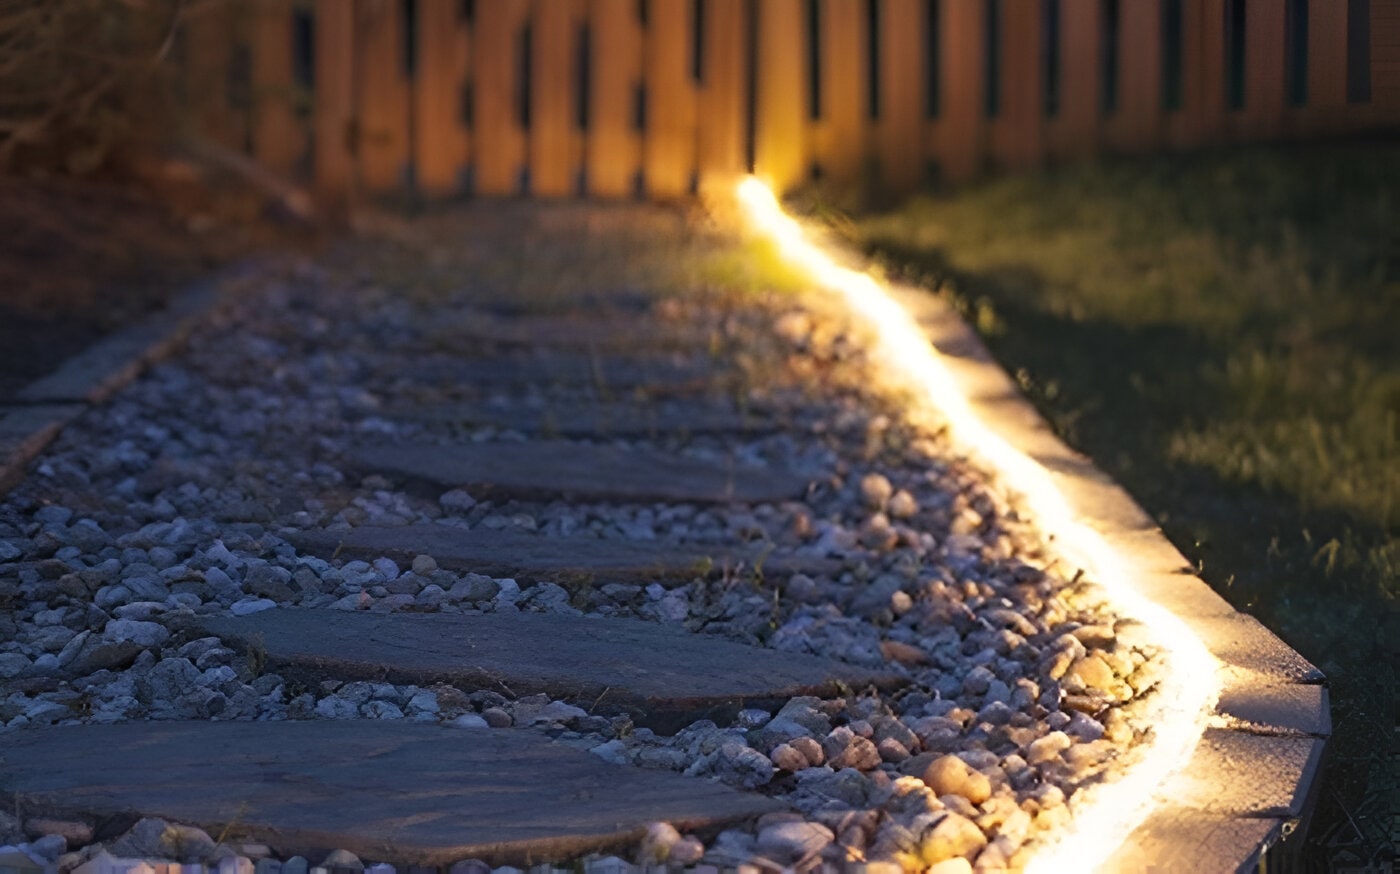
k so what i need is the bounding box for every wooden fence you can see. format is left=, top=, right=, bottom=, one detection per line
left=198, top=0, right=1400, bottom=204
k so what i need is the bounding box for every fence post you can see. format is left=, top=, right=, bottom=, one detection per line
left=754, top=0, right=809, bottom=192
left=415, top=0, right=470, bottom=196
left=356, top=0, right=411, bottom=193
left=696, top=0, right=748, bottom=196
left=313, top=0, right=356, bottom=207
left=252, top=0, right=304, bottom=176
left=1194, top=0, right=1228, bottom=144
left=475, top=0, right=529, bottom=194
left=816, top=0, right=869, bottom=186
left=643, top=0, right=697, bottom=198
left=1050, top=0, right=1101, bottom=157
left=587, top=0, right=643, bottom=197
left=531, top=0, right=582, bottom=196
left=938, top=0, right=985, bottom=181
left=993, top=0, right=1046, bottom=168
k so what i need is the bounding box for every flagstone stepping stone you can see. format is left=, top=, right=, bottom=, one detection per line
left=0, top=720, right=784, bottom=866
left=352, top=442, right=814, bottom=504
left=428, top=312, right=717, bottom=353
left=192, top=610, right=901, bottom=731
left=396, top=353, right=728, bottom=395
left=390, top=399, right=778, bottom=437
left=291, top=525, right=839, bottom=584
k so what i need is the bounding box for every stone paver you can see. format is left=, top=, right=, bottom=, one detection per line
left=389, top=399, right=776, bottom=437
left=291, top=525, right=839, bottom=584
left=0, top=720, right=784, bottom=865
left=427, top=312, right=714, bottom=353
left=352, top=442, right=814, bottom=504
left=193, top=609, right=900, bottom=731
left=398, top=353, right=725, bottom=395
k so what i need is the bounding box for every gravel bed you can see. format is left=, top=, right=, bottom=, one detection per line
left=0, top=208, right=1167, bottom=872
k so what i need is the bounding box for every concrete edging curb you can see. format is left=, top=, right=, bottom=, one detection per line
left=886, top=283, right=1329, bottom=873
left=0, top=258, right=272, bottom=500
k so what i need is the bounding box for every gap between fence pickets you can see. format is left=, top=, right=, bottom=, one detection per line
left=0, top=257, right=274, bottom=500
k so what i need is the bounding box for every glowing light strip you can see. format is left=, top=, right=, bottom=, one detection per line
left=731, top=177, right=1220, bottom=873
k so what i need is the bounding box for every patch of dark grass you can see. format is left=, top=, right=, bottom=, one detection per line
left=846, top=141, right=1400, bottom=867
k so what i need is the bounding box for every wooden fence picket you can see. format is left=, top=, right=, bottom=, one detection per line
left=754, top=0, right=809, bottom=191
left=1240, top=0, right=1287, bottom=139
left=313, top=0, right=356, bottom=204
left=1050, top=0, right=1101, bottom=157
left=475, top=0, right=530, bottom=195
left=1111, top=0, right=1165, bottom=151
left=938, top=0, right=986, bottom=181
left=252, top=0, right=304, bottom=175
left=696, top=0, right=749, bottom=192
left=414, top=0, right=471, bottom=196
left=993, top=0, right=1046, bottom=169
left=356, top=0, right=410, bottom=193
left=815, top=0, right=869, bottom=183
left=876, top=0, right=926, bottom=189
left=587, top=0, right=644, bottom=197
left=530, top=0, right=583, bottom=196
left=642, top=0, right=697, bottom=198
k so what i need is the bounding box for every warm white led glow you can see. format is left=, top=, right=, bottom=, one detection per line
left=732, top=177, right=1220, bottom=873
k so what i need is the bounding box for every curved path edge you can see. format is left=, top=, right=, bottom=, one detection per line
left=885, top=282, right=1329, bottom=874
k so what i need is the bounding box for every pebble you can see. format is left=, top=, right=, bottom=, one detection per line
left=921, top=755, right=992, bottom=805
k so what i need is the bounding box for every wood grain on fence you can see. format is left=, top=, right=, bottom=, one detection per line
left=877, top=0, right=927, bottom=188
left=642, top=0, right=696, bottom=198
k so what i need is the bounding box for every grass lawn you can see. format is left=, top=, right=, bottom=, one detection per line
left=844, top=141, right=1399, bottom=867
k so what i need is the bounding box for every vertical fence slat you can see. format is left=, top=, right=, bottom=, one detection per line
left=1304, top=0, right=1347, bottom=133
left=1194, top=0, right=1228, bottom=143
left=938, top=0, right=985, bottom=181
left=531, top=0, right=582, bottom=196
left=356, top=0, right=411, bottom=192
left=993, top=0, right=1045, bottom=168
left=696, top=0, right=749, bottom=192
left=1110, top=0, right=1164, bottom=150
left=186, top=4, right=243, bottom=149
left=475, top=0, right=529, bottom=194
left=252, top=0, right=304, bottom=175
left=878, top=0, right=926, bottom=188
left=587, top=0, right=643, bottom=197
left=314, top=0, right=356, bottom=204
left=1168, top=0, right=1206, bottom=146
left=1371, top=0, right=1400, bottom=117
left=1240, top=0, right=1286, bottom=138
left=1050, top=0, right=1101, bottom=157
left=643, top=0, right=697, bottom=197
left=754, top=0, right=809, bottom=192
left=817, top=0, right=868, bottom=184
left=415, top=0, right=470, bottom=196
